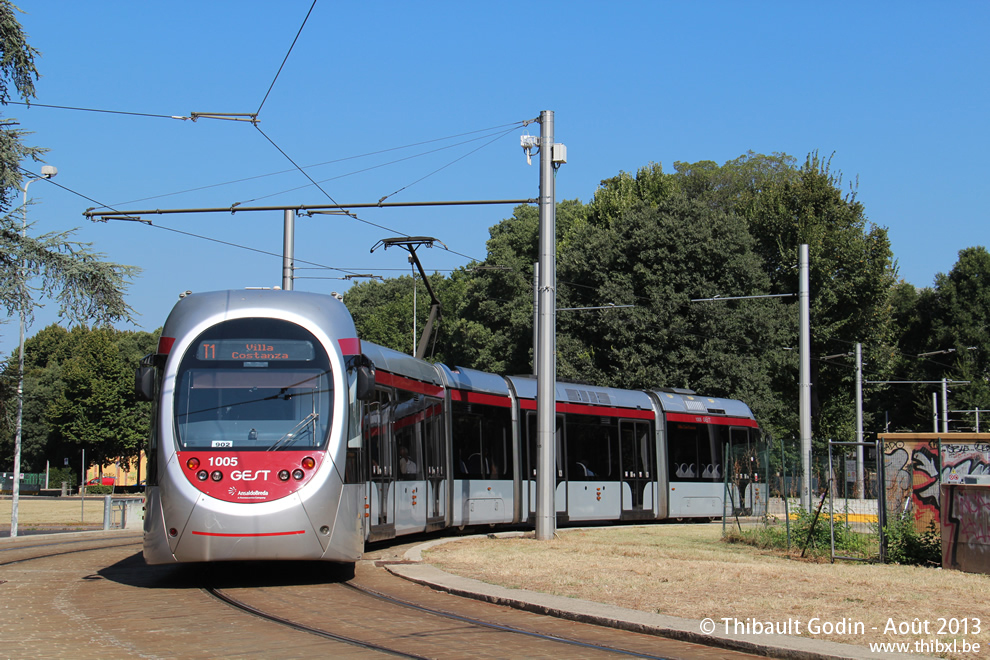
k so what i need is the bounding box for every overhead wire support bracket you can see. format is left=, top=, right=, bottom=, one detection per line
left=189, top=112, right=260, bottom=125
left=83, top=199, right=537, bottom=220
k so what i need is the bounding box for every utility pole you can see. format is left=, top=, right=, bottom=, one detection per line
left=536, top=111, right=557, bottom=541
left=855, top=343, right=864, bottom=498
left=799, top=244, right=812, bottom=511
left=528, top=111, right=566, bottom=541
left=282, top=209, right=294, bottom=290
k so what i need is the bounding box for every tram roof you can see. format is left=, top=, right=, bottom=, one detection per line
left=651, top=390, right=755, bottom=420
left=161, top=289, right=357, bottom=346
left=361, top=341, right=445, bottom=386
left=438, top=365, right=512, bottom=397
left=505, top=375, right=655, bottom=411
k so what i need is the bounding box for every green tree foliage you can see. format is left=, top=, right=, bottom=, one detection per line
left=346, top=270, right=469, bottom=365
left=348, top=153, right=911, bottom=444
left=923, top=247, right=990, bottom=430
left=671, top=153, right=898, bottom=442
left=0, top=0, right=138, bottom=329
left=559, top=192, right=795, bottom=439
left=0, top=325, right=158, bottom=471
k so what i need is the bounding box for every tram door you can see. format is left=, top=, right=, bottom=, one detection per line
left=526, top=412, right=565, bottom=519
left=728, top=426, right=760, bottom=515
left=364, top=389, right=395, bottom=541
left=619, top=420, right=655, bottom=519
left=423, top=397, right=447, bottom=531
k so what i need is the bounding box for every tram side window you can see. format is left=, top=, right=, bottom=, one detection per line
left=364, top=390, right=393, bottom=480
left=452, top=400, right=511, bottom=479
left=667, top=422, right=722, bottom=482
left=422, top=398, right=445, bottom=480
left=565, top=414, right=617, bottom=480
left=394, top=389, right=427, bottom=480
left=619, top=420, right=653, bottom=480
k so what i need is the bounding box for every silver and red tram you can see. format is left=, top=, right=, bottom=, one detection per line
left=138, top=289, right=764, bottom=564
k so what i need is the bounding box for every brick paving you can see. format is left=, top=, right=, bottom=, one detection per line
left=0, top=530, right=905, bottom=659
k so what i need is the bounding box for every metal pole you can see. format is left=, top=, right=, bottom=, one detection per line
left=799, top=244, right=812, bottom=511
left=412, top=259, right=417, bottom=355
left=282, top=209, right=294, bottom=290
left=10, top=174, right=47, bottom=537
left=532, top=262, right=539, bottom=375
left=933, top=392, right=938, bottom=433
left=536, top=110, right=557, bottom=541
left=941, top=378, right=949, bottom=433
left=855, top=343, right=865, bottom=498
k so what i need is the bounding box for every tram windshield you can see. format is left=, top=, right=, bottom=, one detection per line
left=173, top=318, right=333, bottom=451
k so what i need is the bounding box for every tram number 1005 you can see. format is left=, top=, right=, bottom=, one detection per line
left=209, top=456, right=239, bottom=467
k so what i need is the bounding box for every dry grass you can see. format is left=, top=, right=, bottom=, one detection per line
left=426, top=524, right=990, bottom=656
left=0, top=496, right=119, bottom=528
left=6, top=500, right=987, bottom=656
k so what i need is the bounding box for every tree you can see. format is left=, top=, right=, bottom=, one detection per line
left=447, top=200, right=589, bottom=375
left=0, top=1, right=138, bottom=330
left=927, top=247, right=990, bottom=430
left=0, top=325, right=157, bottom=472
left=672, top=153, right=899, bottom=442
left=558, top=193, right=795, bottom=439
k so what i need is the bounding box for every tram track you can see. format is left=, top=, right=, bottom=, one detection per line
left=2, top=533, right=762, bottom=659
left=0, top=533, right=142, bottom=568
left=204, top=565, right=685, bottom=659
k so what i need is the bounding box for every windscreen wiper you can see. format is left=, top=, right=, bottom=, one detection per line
left=267, top=412, right=318, bottom=451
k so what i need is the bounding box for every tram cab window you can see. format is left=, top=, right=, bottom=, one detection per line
left=173, top=319, right=333, bottom=451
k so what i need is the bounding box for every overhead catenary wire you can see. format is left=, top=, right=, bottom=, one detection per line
left=236, top=125, right=527, bottom=206
left=256, top=0, right=317, bottom=117
left=5, top=100, right=191, bottom=121
left=92, top=120, right=532, bottom=208
left=16, top=165, right=368, bottom=278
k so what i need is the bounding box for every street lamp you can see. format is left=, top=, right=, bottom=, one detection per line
left=10, top=165, right=57, bottom=538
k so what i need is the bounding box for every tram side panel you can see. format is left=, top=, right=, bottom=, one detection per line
left=664, top=412, right=762, bottom=518
left=449, top=394, right=514, bottom=526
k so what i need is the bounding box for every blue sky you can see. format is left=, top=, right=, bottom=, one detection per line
left=2, top=1, right=988, bottom=357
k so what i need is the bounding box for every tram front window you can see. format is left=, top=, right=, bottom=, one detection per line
left=173, top=319, right=333, bottom=450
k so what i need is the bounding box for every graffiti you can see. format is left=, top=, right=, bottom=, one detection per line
left=884, top=440, right=990, bottom=533
left=941, top=484, right=990, bottom=574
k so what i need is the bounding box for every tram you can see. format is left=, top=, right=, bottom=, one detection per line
left=137, top=289, right=764, bottom=564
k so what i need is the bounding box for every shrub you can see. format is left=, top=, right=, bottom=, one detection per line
left=883, top=515, right=941, bottom=566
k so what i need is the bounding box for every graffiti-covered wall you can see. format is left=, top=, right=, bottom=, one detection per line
left=941, top=484, right=990, bottom=574
left=881, top=434, right=990, bottom=533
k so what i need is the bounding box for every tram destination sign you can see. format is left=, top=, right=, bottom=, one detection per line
left=198, top=339, right=315, bottom=362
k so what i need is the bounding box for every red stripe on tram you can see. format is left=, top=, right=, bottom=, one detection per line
left=191, top=530, right=306, bottom=538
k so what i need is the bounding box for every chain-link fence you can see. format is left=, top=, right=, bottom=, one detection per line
left=730, top=435, right=989, bottom=563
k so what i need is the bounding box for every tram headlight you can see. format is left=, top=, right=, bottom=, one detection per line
left=197, top=470, right=208, bottom=481
left=292, top=469, right=305, bottom=481
left=186, top=457, right=200, bottom=470
left=278, top=470, right=290, bottom=481
left=211, top=470, right=223, bottom=482
left=301, top=456, right=316, bottom=470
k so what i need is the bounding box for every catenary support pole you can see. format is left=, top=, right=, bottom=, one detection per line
left=282, top=209, right=295, bottom=290
left=536, top=111, right=557, bottom=541
left=942, top=378, right=949, bottom=433
left=532, top=262, right=539, bottom=375
left=855, top=343, right=865, bottom=499
left=799, top=244, right=812, bottom=511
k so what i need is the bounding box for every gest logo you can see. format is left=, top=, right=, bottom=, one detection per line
left=230, top=469, right=272, bottom=482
